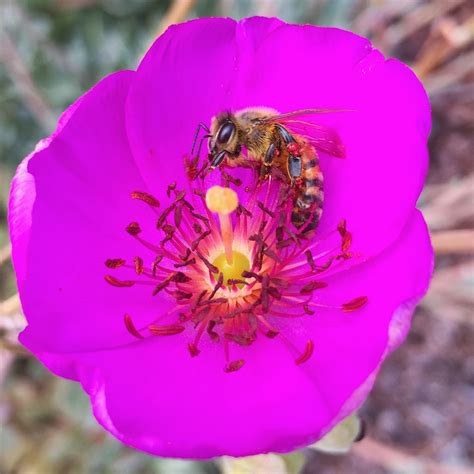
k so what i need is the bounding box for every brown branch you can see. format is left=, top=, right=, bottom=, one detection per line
left=0, top=293, right=21, bottom=316
left=353, top=437, right=474, bottom=474
left=157, top=0, right=196, bottom=37
left=431, top=229, right=474, bottom=254
left=0, top=29, right=56, bottom=131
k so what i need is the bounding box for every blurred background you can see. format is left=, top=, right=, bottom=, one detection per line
left=0, top=0, right=473, bottom=473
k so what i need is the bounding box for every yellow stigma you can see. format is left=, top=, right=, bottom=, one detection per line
left=205, top=186, right=238, bottom=265
left=213, top=251, right=250, bottom=287
left=205, top=186, right=238, bottom=214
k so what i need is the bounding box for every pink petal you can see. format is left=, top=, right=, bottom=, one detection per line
left=10, top=71, right=175, bottom=353
left=33, top=210, right=432, bottom=458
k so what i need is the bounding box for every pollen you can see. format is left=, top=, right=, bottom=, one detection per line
left=205, top=185, right=238, bottom=214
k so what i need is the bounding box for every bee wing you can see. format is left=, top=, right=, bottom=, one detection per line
left=259, top=108, right=351, bottom=121
left=257, top=109, right=350, bottom=158
left=278, top=117, right=347, bottom=158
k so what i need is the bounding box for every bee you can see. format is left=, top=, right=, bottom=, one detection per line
left=194, top=107, right=345, bottom=232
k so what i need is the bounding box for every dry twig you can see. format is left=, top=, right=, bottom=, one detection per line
left=157, top=0, right=196, bottom=37
left=353, top=437, right=474, bottom=474
left=0, top=293, right=21, bottom=315
left=431, top=229, right=474, bottom=254
left=0, top=30, right=56, bottom=131
left=0, top=244, right=12, bottom=267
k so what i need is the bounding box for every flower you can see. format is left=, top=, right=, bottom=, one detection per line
left=9, top=17, right=433, bottom=459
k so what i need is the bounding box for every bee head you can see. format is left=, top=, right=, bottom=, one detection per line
left=208, top=114, right=241, bottom=168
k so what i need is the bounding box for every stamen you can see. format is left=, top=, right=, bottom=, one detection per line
left=149, top=324, right=185, bottom=336
left=124, top=313, right=144, bottom=339
left=104, top=275, right=135, bottom=287
left=300, top=281, right=328, bottom=294
left=224, top=359, right=245, bottom=373
left=295, top=340, right=314, bottom=365
left=134, top=256, right=144, bottom=275
left=126, top=222, right=141, bottom=236
left=342, top=296, right=368, bottom=312
left=131, top=191, right=160, bottom=207
left=105, top=258, right=125, bottom=269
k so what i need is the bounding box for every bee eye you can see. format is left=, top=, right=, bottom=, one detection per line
left=217, top=122, right=235, bottom=144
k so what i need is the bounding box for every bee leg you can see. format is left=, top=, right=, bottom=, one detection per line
left=209, top=150, right=227, bottom=169
left=260, top=142, right=278, bottom=180
left=274, top=124, right=302, bottom=185
left=288, top=155, right=302, bottom=187
left=191, top=122, right=211, bottom=156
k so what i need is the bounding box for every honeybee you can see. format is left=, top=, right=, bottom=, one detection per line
left=194, top=107, right=345, bottom=231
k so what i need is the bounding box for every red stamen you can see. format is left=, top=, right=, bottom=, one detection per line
left=104, top=275, right=135, bottom=287
left=191, top=230, right=211, bottom=251
left=208, top=273, right=224, bottom=300
left=151, top=255, right=163, bottom=276
left=124, top=313, right=144, bottom=339
left=157, top=205, right=175, bottom=229
left=207, top=320, right=220, bottom=342
left=152, top=279, right=170, bottom=295
left=174, top=206, right=183, bottom=227
left=342, top=296, right=368, bottom=312
left=224, top=359, right=245, bottom=373
left=197, top=252, right=219, bottom=274
left=126, top=222, right=141, bottom=236
left=188, top=342, right=200, bottom=357
left=149, top=324, right=185, bottom=336
left=134, top=256, right=144, bottom=275
left=131, top=191, right=160, bottom=207
left=295, top=340, right=314, bottom=365
left=300, top=281, right=328, bottom=294
left=304, top=249, right=316, bottom=271
left=174, top=258, right=197, bottom=268
left=105, top=258, right=125, bottom=269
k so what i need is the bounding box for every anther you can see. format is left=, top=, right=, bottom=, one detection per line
left=134, top=256, right=144, bottom=275
left=166, top=182, right=177, bottom=197
left=131, top=191, right=160, bottom=207
left=224, top=359, right=245, bottom=373
left=126, top=222, right=141, bottom=236
left=191, top=229, right=211, bottom=251
left=208, top=273, right=224, bottom=300
left=174, top=206, right=182, bottom=227
left=295, top=340, right=314, bottom=365
left=124, top=314, right=144, bottom=339
left=304, top=249, right=316, bottom=271
left=342, top=296, right=368, bottom=312
left=188, top=342, right=200, bottom=357
left=149, top=324, right=185, bottom=336
left=104, top=275, right=135, bottom=287
left=197, top=252, right=219, bottom=274
left=257, top=201, right=275, bottom=218
left=300, top=281, right=328, bottom=294
left=151, top=255, right=163, bottom=276
left=105, top=258, right=125, bottom=269
left=157, top=205, right=175, bottom=229
left=174, top=258, right=196, bottom=268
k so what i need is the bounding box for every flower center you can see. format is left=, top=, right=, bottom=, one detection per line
left=212, top=251, right=250, bottom=288
left=104, top=153, right=368, bottom=373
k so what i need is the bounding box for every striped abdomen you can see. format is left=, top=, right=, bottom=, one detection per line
left=291, top=143, right=324, bottom=232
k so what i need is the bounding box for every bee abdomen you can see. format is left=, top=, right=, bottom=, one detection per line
left=291, top=148, right=324, bottom=231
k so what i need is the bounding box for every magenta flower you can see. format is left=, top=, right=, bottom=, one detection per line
left=9, top=17, right=433, bottom=458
